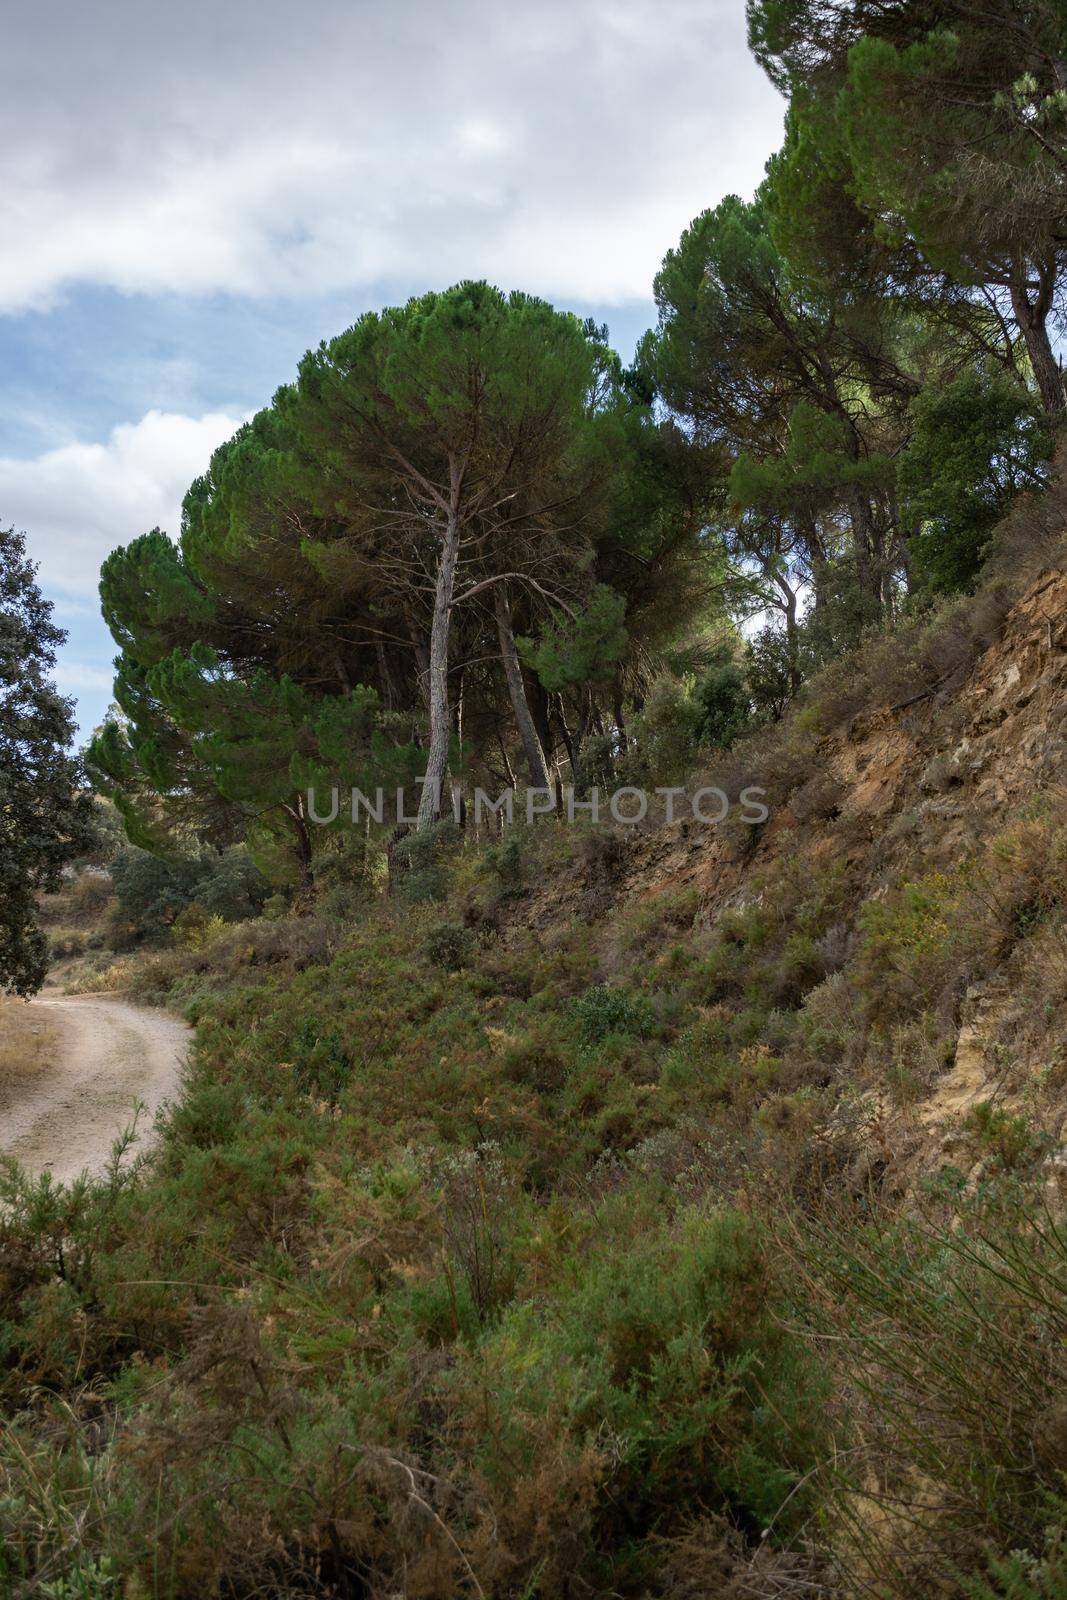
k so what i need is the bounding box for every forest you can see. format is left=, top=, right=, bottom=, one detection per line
left=3, top=1, right=1067, bottom=1596
left=81, top=0, right=1062, bottom=891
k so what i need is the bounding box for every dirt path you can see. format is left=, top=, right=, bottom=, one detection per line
left=0, top=991, right=189, bottom=1184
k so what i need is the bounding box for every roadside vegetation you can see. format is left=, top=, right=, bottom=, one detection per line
left=0, top=999, right=61, bottom=1104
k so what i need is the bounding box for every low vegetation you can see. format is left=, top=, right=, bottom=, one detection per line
left=0, top=998, right=61, bottom=1106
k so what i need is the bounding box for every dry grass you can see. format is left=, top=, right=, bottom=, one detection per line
left=0, top=995, right=62, bottom=1098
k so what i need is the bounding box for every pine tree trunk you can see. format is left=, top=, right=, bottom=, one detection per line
left=847, top=484, right=876, bottom=601
left=528, top=671, right=555, bottom=766
left=286, top=796, right=314, bottom=904
left=1011, top=278, right=1064, bottom=415
left=774, top=574, right=801, bottom=694
left=495, top=727, right=517, bottom=788
left=417, top=512, right=460, bottom=831
left=375, top=640, right=398, bottom=711
left=494, top=583, right=550, bottom=788
left=556, top=694, right=577, bottom=777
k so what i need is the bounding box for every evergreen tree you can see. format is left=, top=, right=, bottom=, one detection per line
left=0, top=525, right=95, bottom=995
left=749, top=0, right=1067, bottom=411
left=639, top=193, right=907, bottom=618
left=900, top=370, right=1053, bottom=592
left=286, top=282, right=621, bottom=822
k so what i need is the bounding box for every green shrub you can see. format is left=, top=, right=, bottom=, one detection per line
left=70, top=869, right=113, bottom=916
left=170, top=903, right=226, bottom=950
left=501, top=1026, right=571, bottom=1093
left=792, top=1198, right=1067, bottom=1585
left=856, top=869, right=971, bottom=1021
left=438, top=1145, right=518, bottom=1323
left=485, top=834, right=525, bottom=897
left=449, top=1206, right=828, bottom=1554
left=290, top=1015, right=352, bottom=1104
left=393, top=818, right=460, bottom=903
left=626, top=674, right=706, bottom=785
left=571, top=983, right=657, bottom=1049
left=901, top=371, right=1053, bottom=597
left=109, top=845, right=270, bottom=945
left=964, top=1101, right=1048, bottom=1173
left=964, top=1535, right=1067, bottom=1600
left=745, top=622, right=795, bottom=722
left=423, top=921, right=473, bottom=971
left=695, top=642, right=752, bottom=749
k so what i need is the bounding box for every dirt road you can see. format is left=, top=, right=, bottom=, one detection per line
left=0, top=991, right=188, bottom=1184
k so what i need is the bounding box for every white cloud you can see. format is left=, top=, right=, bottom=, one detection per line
left=0, top=410, right=244, bottom=597
left=456, top=119, right=512, bottom=157
left=0, top=0, right=784, bottom=313
left=51, top=660, right=116, bottom=694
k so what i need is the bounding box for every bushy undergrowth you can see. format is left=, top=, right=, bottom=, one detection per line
left=778, top=1194, right=1067, bottom=1592
left=7, top=783, right=1065, bottom=1594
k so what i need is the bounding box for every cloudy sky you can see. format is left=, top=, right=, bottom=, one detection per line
left=1, top=0, right=784, bottom=737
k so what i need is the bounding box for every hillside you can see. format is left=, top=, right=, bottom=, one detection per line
left=2, top=506, right=1066, bottom=1599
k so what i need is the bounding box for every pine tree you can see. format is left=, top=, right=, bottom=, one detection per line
left=749, top=0, right=1067, bottom=411
left=0, top=525, right=95, bottom=995
left=286, top=282, right=619, bottom=823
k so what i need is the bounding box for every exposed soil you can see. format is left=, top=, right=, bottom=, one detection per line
left=0, top=990, right=188, bottom=1184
